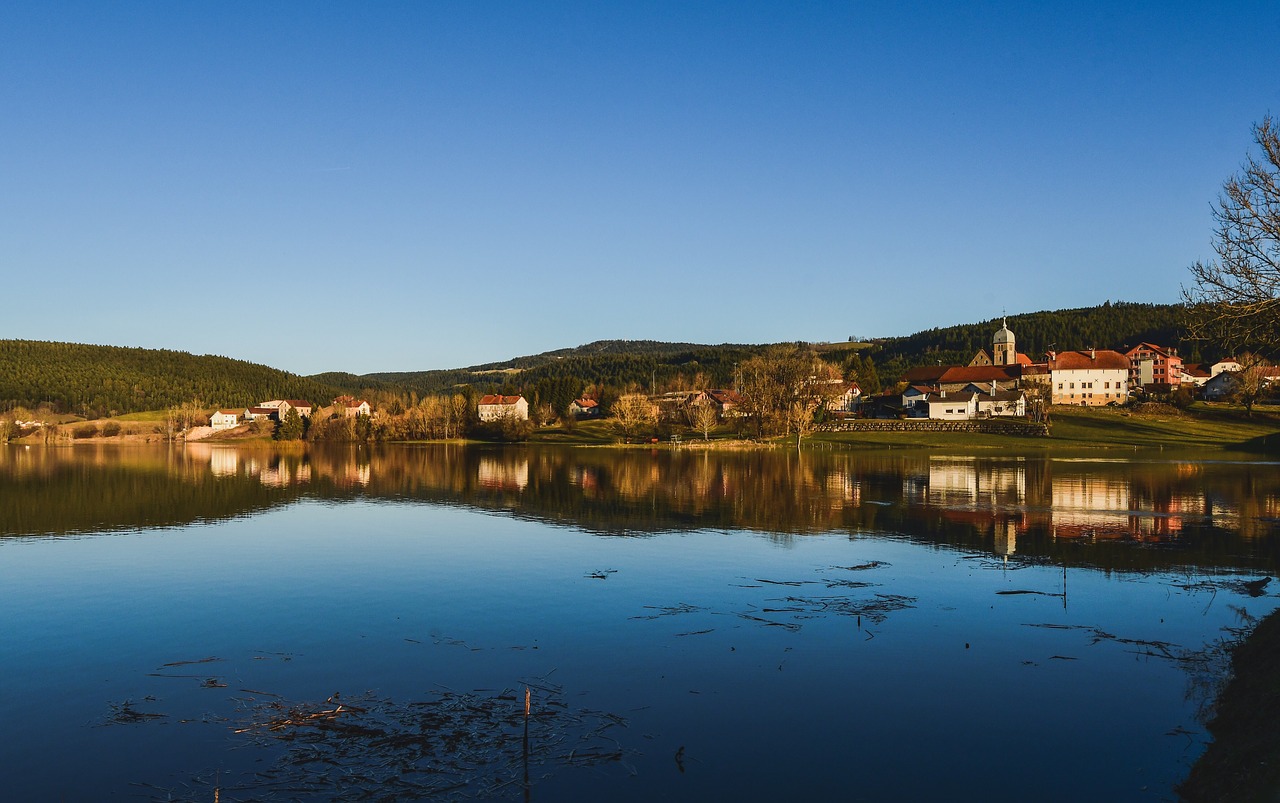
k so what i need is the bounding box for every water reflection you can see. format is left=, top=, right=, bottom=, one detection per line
left=4, top=443, right=1280, bottom=801
left=3, top=444, right=1279, bottom=573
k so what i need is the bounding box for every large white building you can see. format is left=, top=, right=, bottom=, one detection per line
left=210, top=409, right=243, bottom=430
left=1049, top=350, right=1130, bottom=406
left=477, top=394, right=529, bottom=422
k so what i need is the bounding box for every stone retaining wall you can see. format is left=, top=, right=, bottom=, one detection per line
left=819, top=419, right=1049, bottom=437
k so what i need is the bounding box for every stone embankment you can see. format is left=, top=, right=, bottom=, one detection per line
left=819, top=419, right=1050, bottom=437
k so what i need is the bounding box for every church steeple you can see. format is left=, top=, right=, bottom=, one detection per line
left=993, top=318, right=1016, bottom=366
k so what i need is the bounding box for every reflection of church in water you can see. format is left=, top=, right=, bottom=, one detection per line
left=917, top=456, right=1203, bottom=558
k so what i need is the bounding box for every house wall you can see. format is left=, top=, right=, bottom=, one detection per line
left=479, top=399, right=529, bottom=422
left=1051, top=368, right=1129, bottom=405
left=928, top=399, right=975, bottom=420
left=978, top=397, right=1026, bottom=417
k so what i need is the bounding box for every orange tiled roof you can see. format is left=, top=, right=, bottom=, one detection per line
left=1050, top=350, right=1130, bottom=371
left=937, top=365, right=1021, bottom=384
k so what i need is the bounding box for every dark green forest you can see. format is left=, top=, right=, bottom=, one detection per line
left=0, top=302, right=1197, bottom=415
left=871, top=302, right=1195, bottom=382
left=359, top=341, right=766, bottom=397
left=0, top=340, right=340, bottom=417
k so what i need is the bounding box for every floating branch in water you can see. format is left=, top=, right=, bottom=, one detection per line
left=147, top=680, right=643, bottom=801
left=774, top=593, right=917, bottom=626
left=161, top=656, right=223, bottom=668
left=828, top=561, right=889, bottom=572
left=103, top=699, right=167, bottom=726
left=631, top=603, right=704, bottom=620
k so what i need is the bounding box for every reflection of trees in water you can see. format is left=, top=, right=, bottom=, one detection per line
left=0, top=445, right=298, bottom=537
left=4, top=444, right=1280, bottom=573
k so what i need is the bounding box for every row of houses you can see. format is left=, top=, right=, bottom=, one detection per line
left=882, top=320, right=1279, bottom=421
left=210, top=396, right=372, bottom=431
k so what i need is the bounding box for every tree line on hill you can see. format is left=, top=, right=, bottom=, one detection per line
left=870, top=302, right=1194, bottom=382
left=0, top=341, right=340, bottom=419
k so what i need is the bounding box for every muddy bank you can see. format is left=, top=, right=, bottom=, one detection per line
left=1180, top=606, right=1280, bottom=802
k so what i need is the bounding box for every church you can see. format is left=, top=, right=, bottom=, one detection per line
left=968, top=318, right=1034, bottom=367
left=902, top=318, right=1129, bottom=408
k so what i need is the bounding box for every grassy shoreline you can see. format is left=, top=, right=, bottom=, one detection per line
left=12, top=403, right=1280, bottom=456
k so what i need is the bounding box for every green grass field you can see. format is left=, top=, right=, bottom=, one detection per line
left=529, top=404, right=1280, bottom=455
left=806, top=403, right=1280, bottom=454
left=113, top=410, right=171, bottom=422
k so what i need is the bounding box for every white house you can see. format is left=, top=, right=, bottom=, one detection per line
left=279, top=400, right=313, bottom=418
left=977, top=390, right=1026, bottom=417
left=1049, top=350, right=1130, bottom=406
left=568, top=398, right=600, bottom=418
left=826, top=382, right=862, bottom=413
left=478, top=394, right=529, bottom=422
left=926, top=391, right=978, bottom=420
left=210, top=409, right=243, bottom=430
left=902, top=385, right=933, bottom=416
left=245, top=406, right=278, bottom=422
left=343, top=399, right=372, bottom=418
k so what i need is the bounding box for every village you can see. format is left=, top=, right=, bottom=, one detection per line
left=192, top=320, right=1279, bottom=440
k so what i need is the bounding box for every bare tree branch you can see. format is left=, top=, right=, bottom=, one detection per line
left=1185, top=116, right=1280, bottom=359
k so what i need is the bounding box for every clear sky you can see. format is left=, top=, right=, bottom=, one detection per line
left=4, top=2, right=1278, bottom=376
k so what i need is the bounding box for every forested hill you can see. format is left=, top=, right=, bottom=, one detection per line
left=872, top=302, right=1195, bottom=373
left=0, top=340, right=339, bottom=417
left=356, top=340, right=773, bottom=396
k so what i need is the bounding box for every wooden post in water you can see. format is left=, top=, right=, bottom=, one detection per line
left=523, top=686, right=531, bottom=802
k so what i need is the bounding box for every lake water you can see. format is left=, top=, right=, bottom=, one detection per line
left=2, top=444, right=1278, bottom=801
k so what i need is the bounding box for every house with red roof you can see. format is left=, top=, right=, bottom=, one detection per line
left=342, top=399, right=372, bottom=418
left=1124, top=343, right=1183, bottom=390
left=705, top=389, right=744, bottom=414
left=568, top=398, right=600, bottom=418
left=478, top=394, right=529, bottom=422
left=1049, top=350, right=1130, bottom=406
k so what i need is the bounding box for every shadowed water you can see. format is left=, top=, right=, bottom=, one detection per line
left=1, top=444, right=1277, bottom=800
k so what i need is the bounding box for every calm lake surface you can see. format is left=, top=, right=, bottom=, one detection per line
left=3, top=444, right=1279, bottom=801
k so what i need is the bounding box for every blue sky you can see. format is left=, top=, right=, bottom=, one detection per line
left=3, top=2, right=1277, bottom=375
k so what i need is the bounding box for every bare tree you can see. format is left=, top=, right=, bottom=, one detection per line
left=612, top=394, right=658, bottom=442
left=1230, top=354, right=1272, bottom=416
left=738, top=346, right=844, bottom=445
left=1185, top=116, right=1280, bottom=359
left=687, top=397, right=719, bottom=441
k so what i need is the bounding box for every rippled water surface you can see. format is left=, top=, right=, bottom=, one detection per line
left=2, top=444, right=1278, bottom=800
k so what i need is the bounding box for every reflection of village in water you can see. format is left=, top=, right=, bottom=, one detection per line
left=175, top=444, right=1280, bottom=572
left=4, top=443, right=1278, bottom=571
